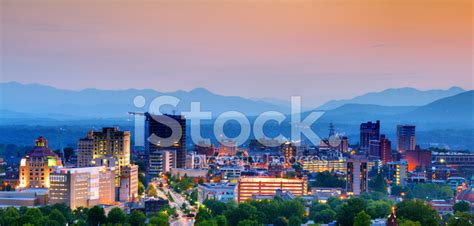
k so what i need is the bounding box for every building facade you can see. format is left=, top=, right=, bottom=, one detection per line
left=145, top=113, right=186, bottom=173
left=76, top=127, right=130, bottom=186
left=397, top=125, right=416, bottom=152
left=302, top=159, right=347, bottom=173
left=149, top=150, right=176, bottom=176
left=49, top=166, right=115, bottom=209
left=388, top=160, right=408, bottom=186
left=237, top=177, right=307, bottom=202
left=346, top=156, right=368, bottom=196
left=360, top=120, right=380, bottom=150
left=120, top=164, right=139, bottom=202
left=19, top=137, right=63, bottom=188
left=197, top=182, right=237, bottom=203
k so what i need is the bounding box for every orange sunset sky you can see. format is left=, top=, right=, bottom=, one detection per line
left=1, top=0, right=472, bottom=106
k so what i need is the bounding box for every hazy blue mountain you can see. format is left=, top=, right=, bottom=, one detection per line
left=315, top=91, right=473, bottom=127
left=0, top=82, right=290, bottom=118
left=402, top=90, right=474, bottom=123
left=316, top=87, right=465, bottom=110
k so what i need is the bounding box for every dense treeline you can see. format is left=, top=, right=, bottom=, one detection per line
left=0, top=203, right=171, bottom=226
left=196, top=195, right=474, bottom=226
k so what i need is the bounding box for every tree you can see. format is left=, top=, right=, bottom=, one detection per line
left=353, top=211, right=371, bottom=226
left=49, top=209, right=67, bottom=226
left=412, top=183, right=453, bottom=200
left=447, top=212, right=474, bottom=226
left=128, top=210, right=146, bottom=226
left=149, top=211, right=169, bottom=226
left=87, top=206, right=107, bottom=226
left=453, top=201, right=470, bottom=213
left=396, top=200, right=441, bottom=226
left=138, top=181, right=145, bottom=195
left=336, top=197, right=367, bottom=226
left=313, top=209, right=336, bottom=224
left=237, top=219, right=259, bottom=226
left=3, top=207, right=20, bottom=225
left=196, top=219, right=218, bottom=226
left=327, top=196, right=343, bottom=210
left=147, top=184, right=158, bottom=197
left=370, top=174, right=386, bottom=193
left=399, top=219, right=421, bottom=226
left=107, top=207, right=127, bottom=224
left=215, top=215, right=228, bottom=226
left=273, top=216, right=289, bottom=226
left=366, top=200, right=392, bottom=219
left=311, top=172, right=344, bottom=188
left=73, top=207, right=89, bottom=222
left=203, top=199, right=228, bottom=216
left=288, top=216, right=302, bottom=226
left=224, top=203, right=258, bottom=226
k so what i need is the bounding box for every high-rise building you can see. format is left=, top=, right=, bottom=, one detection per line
left=77, top=127, right=130, bottom=184
left=360, top=120, right=380, bottom=150
left=119, top=165, right=139, bottom=202
left=148, top=150, right=176, bottom=176
left=346, top=156, right=368, bottom=195
left=77, top=131, right=94, bottom=167
left=145, top=113, right=186, bottom=173
left=368, top=140, right=381, bottom=159
left=388, top=160, right=408, bottom=186
left=19, top=137, right=63, bottom=188
left=281, top=142, right=297, bottom=164
left=340, top=136, right=349, bottom=153
left=237, top=177, right=307, bottom=202
left=397, top=125, right=416, bottom=152
left=380, top=134, right=392, bottom=164
left=49, top=166, right=115, bottom=209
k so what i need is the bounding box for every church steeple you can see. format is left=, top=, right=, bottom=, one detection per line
left=387, top=206, right=398, bottom=226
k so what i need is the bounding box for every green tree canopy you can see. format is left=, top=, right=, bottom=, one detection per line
left=353, top=211, right=371, bottom=226
left=49, top=209, right=67, bottom=226
left=87, top=206, right=107, bottom=226
left=453, top=201, right=471, bottom=213
left=128, top=210, right=146, bottom=226
left=396, top=200, right=441, bottom=226
left=107, top=207, right=127, bottom=224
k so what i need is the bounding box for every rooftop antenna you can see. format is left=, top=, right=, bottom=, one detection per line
left=329, top=122, right=335, bottom=138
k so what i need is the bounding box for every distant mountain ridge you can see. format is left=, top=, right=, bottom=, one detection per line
left=0, top=82, right=290, bottom=118
left=316, top=87, right=465, bottom=110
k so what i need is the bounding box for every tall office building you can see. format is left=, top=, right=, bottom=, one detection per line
left=368, top=134, right=392, bottom=163
left=19, top=137, right=63, bottom=188
left=368, top=140, right=381, bottom=159
left=49, top=166, right=115, bottom=209
left=360, top=120, right=380, bottom=150
left=396, top=125, right=416, bottom=152
left=340, top=136, right=349, bottom=153
left=380, top=134, right=392, bottom=164
left=346, top=156, right=368, bottom=196
left=77, top=128, right=130, bottom=178
left=281, top=142, right=297, bottom=164
left=145, top=113, right=186, bottom=173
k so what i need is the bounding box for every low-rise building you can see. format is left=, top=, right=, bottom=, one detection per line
left=120, top=164, right=139, bottom=202
left=197, top=182, right=237, bottom=203
left=49, top=166, right=115, bottom=209
left=237, top=176, right=307, bottom=202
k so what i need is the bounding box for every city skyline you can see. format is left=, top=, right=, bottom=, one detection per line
left=2, top=0, right=472, bottom=107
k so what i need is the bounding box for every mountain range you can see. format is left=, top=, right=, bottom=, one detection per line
left=1, top=82, right=469, bottom=119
